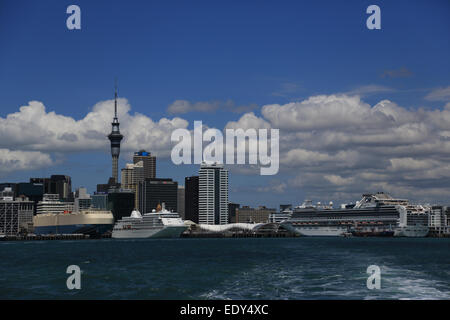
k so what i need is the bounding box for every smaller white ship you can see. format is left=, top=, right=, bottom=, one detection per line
left=112, top=203, right=187, bottom=239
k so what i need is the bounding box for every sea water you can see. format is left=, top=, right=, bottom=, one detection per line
left=1, top=237, right=449, bottom=299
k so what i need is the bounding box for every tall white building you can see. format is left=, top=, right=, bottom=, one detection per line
left=74, top=187, right=91, bottom=212
left=0, top=187, right=34, bottom=235
left=198, top=162, right=228, bottom=225
left=121, top=160, right=144, bottom=208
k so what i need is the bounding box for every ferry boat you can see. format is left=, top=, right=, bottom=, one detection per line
left=281, top=192, right=428, bottom=237
left=112, top=204, right=187, bottom=239
left=33, top=209, right=114, bottom=236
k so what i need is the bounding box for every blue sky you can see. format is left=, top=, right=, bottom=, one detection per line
left=0, top=0, right=449, bottom=207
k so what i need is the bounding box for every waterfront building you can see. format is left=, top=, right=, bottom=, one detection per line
left=107, top=189, right=134, bottom=221
left=429, top=206, right=449, bottom=235
left=0, top=183, right=16, bottom=196
left=108, top=84, right=124, bottom=184
left=198, top=162, right=228, bottom=225
left=133, top=150, right=156, bottom=179
left=177, top=185, right=185, bottom=219
left=15, top=182, right=44, bottom=214
left=36, top=194, right=74, bottom=215
left=30, top=175, right=72, bottom=201
left=0, top=187, right=14, bottom=201
left=121, top=161, right=144, bottom=189
left=92, top=192, right=108, bottom=210
left=121, top=161, right=144, bottom=208
left=445, top=208, right=450, bottom=233
left=236, top=205, right=276, bottom=223
left=96, top=177, right=120, bottom=194
left=74, top=187, right=92, bottom=212
left=138, top=178, right=178, bottom=213
left=185, top=176, right=199, bottom=223
left=228, top=202, right=240, bottom=223
left=0, top=197, right=34, bottom=235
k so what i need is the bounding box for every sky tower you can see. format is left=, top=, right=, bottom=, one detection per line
left=108, top=83, right=123, bottom=184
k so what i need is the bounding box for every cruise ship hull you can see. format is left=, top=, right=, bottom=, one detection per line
left=351, top=230, right=395, bottom=237
left=282, top=223, right=347, bottom=236
left=394, top=225, right=429, bottom=237
left=34, top=224, right=112, bottom=236
left=112, top=225, right=187, bottom=239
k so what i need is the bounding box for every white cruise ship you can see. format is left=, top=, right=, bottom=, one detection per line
left=281, top=193, right=429, bottom=237
left=112, top=204, right=187, bottom=239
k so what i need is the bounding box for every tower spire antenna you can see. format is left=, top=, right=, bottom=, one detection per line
left=114, top=78, right=118, bottom=119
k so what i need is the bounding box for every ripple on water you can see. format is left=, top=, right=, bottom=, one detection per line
left=1, top=238, right=449, bottom=299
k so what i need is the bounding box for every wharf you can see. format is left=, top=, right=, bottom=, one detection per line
left=1, top=234, right=90, bottom=241
left=181, top=231, right=299, bottom=238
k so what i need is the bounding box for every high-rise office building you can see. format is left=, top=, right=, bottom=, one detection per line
left=107, top=190, right=134, bottom=221
left=96, top=177, right=120, bottom=194
left=108, top=84, right=123, bottom=184
left=177, top=185, right=185, bottom=219
left=228, top=202, right=240, bottom=223
left=92, top=192, right=108, bottom=210
left=236, top=205, right=276, bottom=223
left=198, top=162, right=228, bottom=225
left=138, top=178, right=178, bottom=214
left=15, top=182, right=44, bottom=214
left=74, top=187, right=92, bottom=212
left=185, top=176, right=199, bottom=223
left=30, top=175, right=72, bottom=201
left=15, top=182, right=43, bottom=200
left=133, top=150, right=156, bottom=179
left=0, top=196, right=34, bottom=235
left=121, top=161, right=144, bottom=208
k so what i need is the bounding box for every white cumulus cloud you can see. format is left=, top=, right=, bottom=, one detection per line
left=225, top=94, right=450, bottom=203
left=0, top=99, right=189, bottom=157
left=0, top=149, right=53, bottom=175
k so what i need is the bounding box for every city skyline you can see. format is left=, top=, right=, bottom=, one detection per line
left=0, top=0, right=449, bottom=208
left=1, top=0, right=450, bottom=304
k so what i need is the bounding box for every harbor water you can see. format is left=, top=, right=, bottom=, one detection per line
left=1, top=237, right=449, bottom=299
